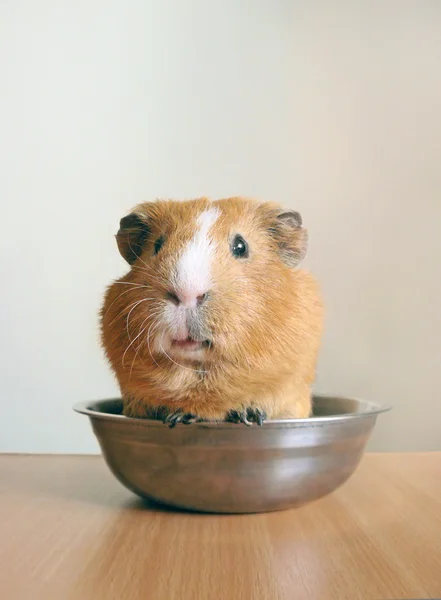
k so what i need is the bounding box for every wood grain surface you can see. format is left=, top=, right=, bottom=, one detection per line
left=0, top=453, right=440, bottom=600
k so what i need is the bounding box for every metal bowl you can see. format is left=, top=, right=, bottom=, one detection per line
left=74, top=396, right=389, bottom=514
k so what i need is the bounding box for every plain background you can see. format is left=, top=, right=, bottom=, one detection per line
left=1, top=1, right=440, bottom=454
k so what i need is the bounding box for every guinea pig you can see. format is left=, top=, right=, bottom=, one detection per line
left=100, top=197, right=323, bottom=427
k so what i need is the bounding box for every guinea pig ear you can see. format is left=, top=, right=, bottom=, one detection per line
left=269, top=209, right=308, bottom=268
left=116, top=212, right=150, bottom=264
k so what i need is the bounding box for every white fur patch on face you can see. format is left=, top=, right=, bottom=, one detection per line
left=172, top=207, right=220, bottom=307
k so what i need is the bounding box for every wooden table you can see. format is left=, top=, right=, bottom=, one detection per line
left=0, top=454, right=440, bottom=600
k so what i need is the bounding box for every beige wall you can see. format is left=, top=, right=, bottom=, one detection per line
left=1, top=1, right=440, bottom=452
left=294, top=3, right=441, bottom=451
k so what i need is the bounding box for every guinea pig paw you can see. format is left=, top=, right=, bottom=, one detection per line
left=250, top=408, right=267, bottom=427
left=227, top=408, right=267, bottom=427
left=163, top=411, right=201, bottom=428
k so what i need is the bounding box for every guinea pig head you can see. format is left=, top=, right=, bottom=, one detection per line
left=107, top=197, right=308, bottom=370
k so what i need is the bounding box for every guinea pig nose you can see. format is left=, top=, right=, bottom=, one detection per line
left=197, top=292, right=208, bottom=306
left=166, top=290, right=209, bottom=308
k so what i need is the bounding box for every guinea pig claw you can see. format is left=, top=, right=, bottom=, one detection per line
left=241, top=412, right=253, bottom=427
left=248, top=407, right=267, bottom=426
left=254, top=409, right=266, bottom=427
left=227, top=408, right=267, bottom=426
left=164, top=411, right=200, bottom=428
left=226, top=410, right=248, bottom=425
left=181, top=414, right=199, bottom=425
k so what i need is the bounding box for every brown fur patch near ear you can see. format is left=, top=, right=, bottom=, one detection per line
left=116, top=213, right=150, bottom=264
left=268, top=208, right=308, bottom=268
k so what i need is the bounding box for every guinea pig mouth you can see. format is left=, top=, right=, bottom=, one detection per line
left=171, top=338, right=211, bottom=351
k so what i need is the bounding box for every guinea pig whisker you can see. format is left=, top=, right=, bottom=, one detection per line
left=123, top=308, right=162, bottom=369
left=108, top=297, right=155, bottom=328
left=111, top=281, right=152, bottom=287
left=133, top=309, right=162, bottom=351
left=129, top=272, right=167, bottom=289
left=130, top=263, right=157, bottom=274
left=130, top=265, right=164, bottom=283
left=136, top=308, right=163, bottom=354
left=126, top=298, right=152, bottom=341
left=127, top=313, right=153, bottom=376
left=146, top=320, right=163, bottom=370
left=132, top=306, right=162, bottom=349
left=107, top=300, right=144, bottom=328
left=103, top=285, right=152, bottom=318
left=130, top=275, right=164, bottom=288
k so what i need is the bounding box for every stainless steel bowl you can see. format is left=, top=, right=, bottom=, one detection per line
left=74, top=396, right=389, bottom=514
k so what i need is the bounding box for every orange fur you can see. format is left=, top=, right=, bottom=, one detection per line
left=100, top=197, right=323, bottom=421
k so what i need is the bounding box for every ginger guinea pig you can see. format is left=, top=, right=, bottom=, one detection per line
left=100, top=197, right=323, bottom=426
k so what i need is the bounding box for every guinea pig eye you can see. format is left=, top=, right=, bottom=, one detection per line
left=153, top=236, right=165, bottom=255
left=231, top=235, right=249, bottom=259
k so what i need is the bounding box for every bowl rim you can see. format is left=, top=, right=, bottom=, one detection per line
left=73, top=396, right=391, bottom=428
